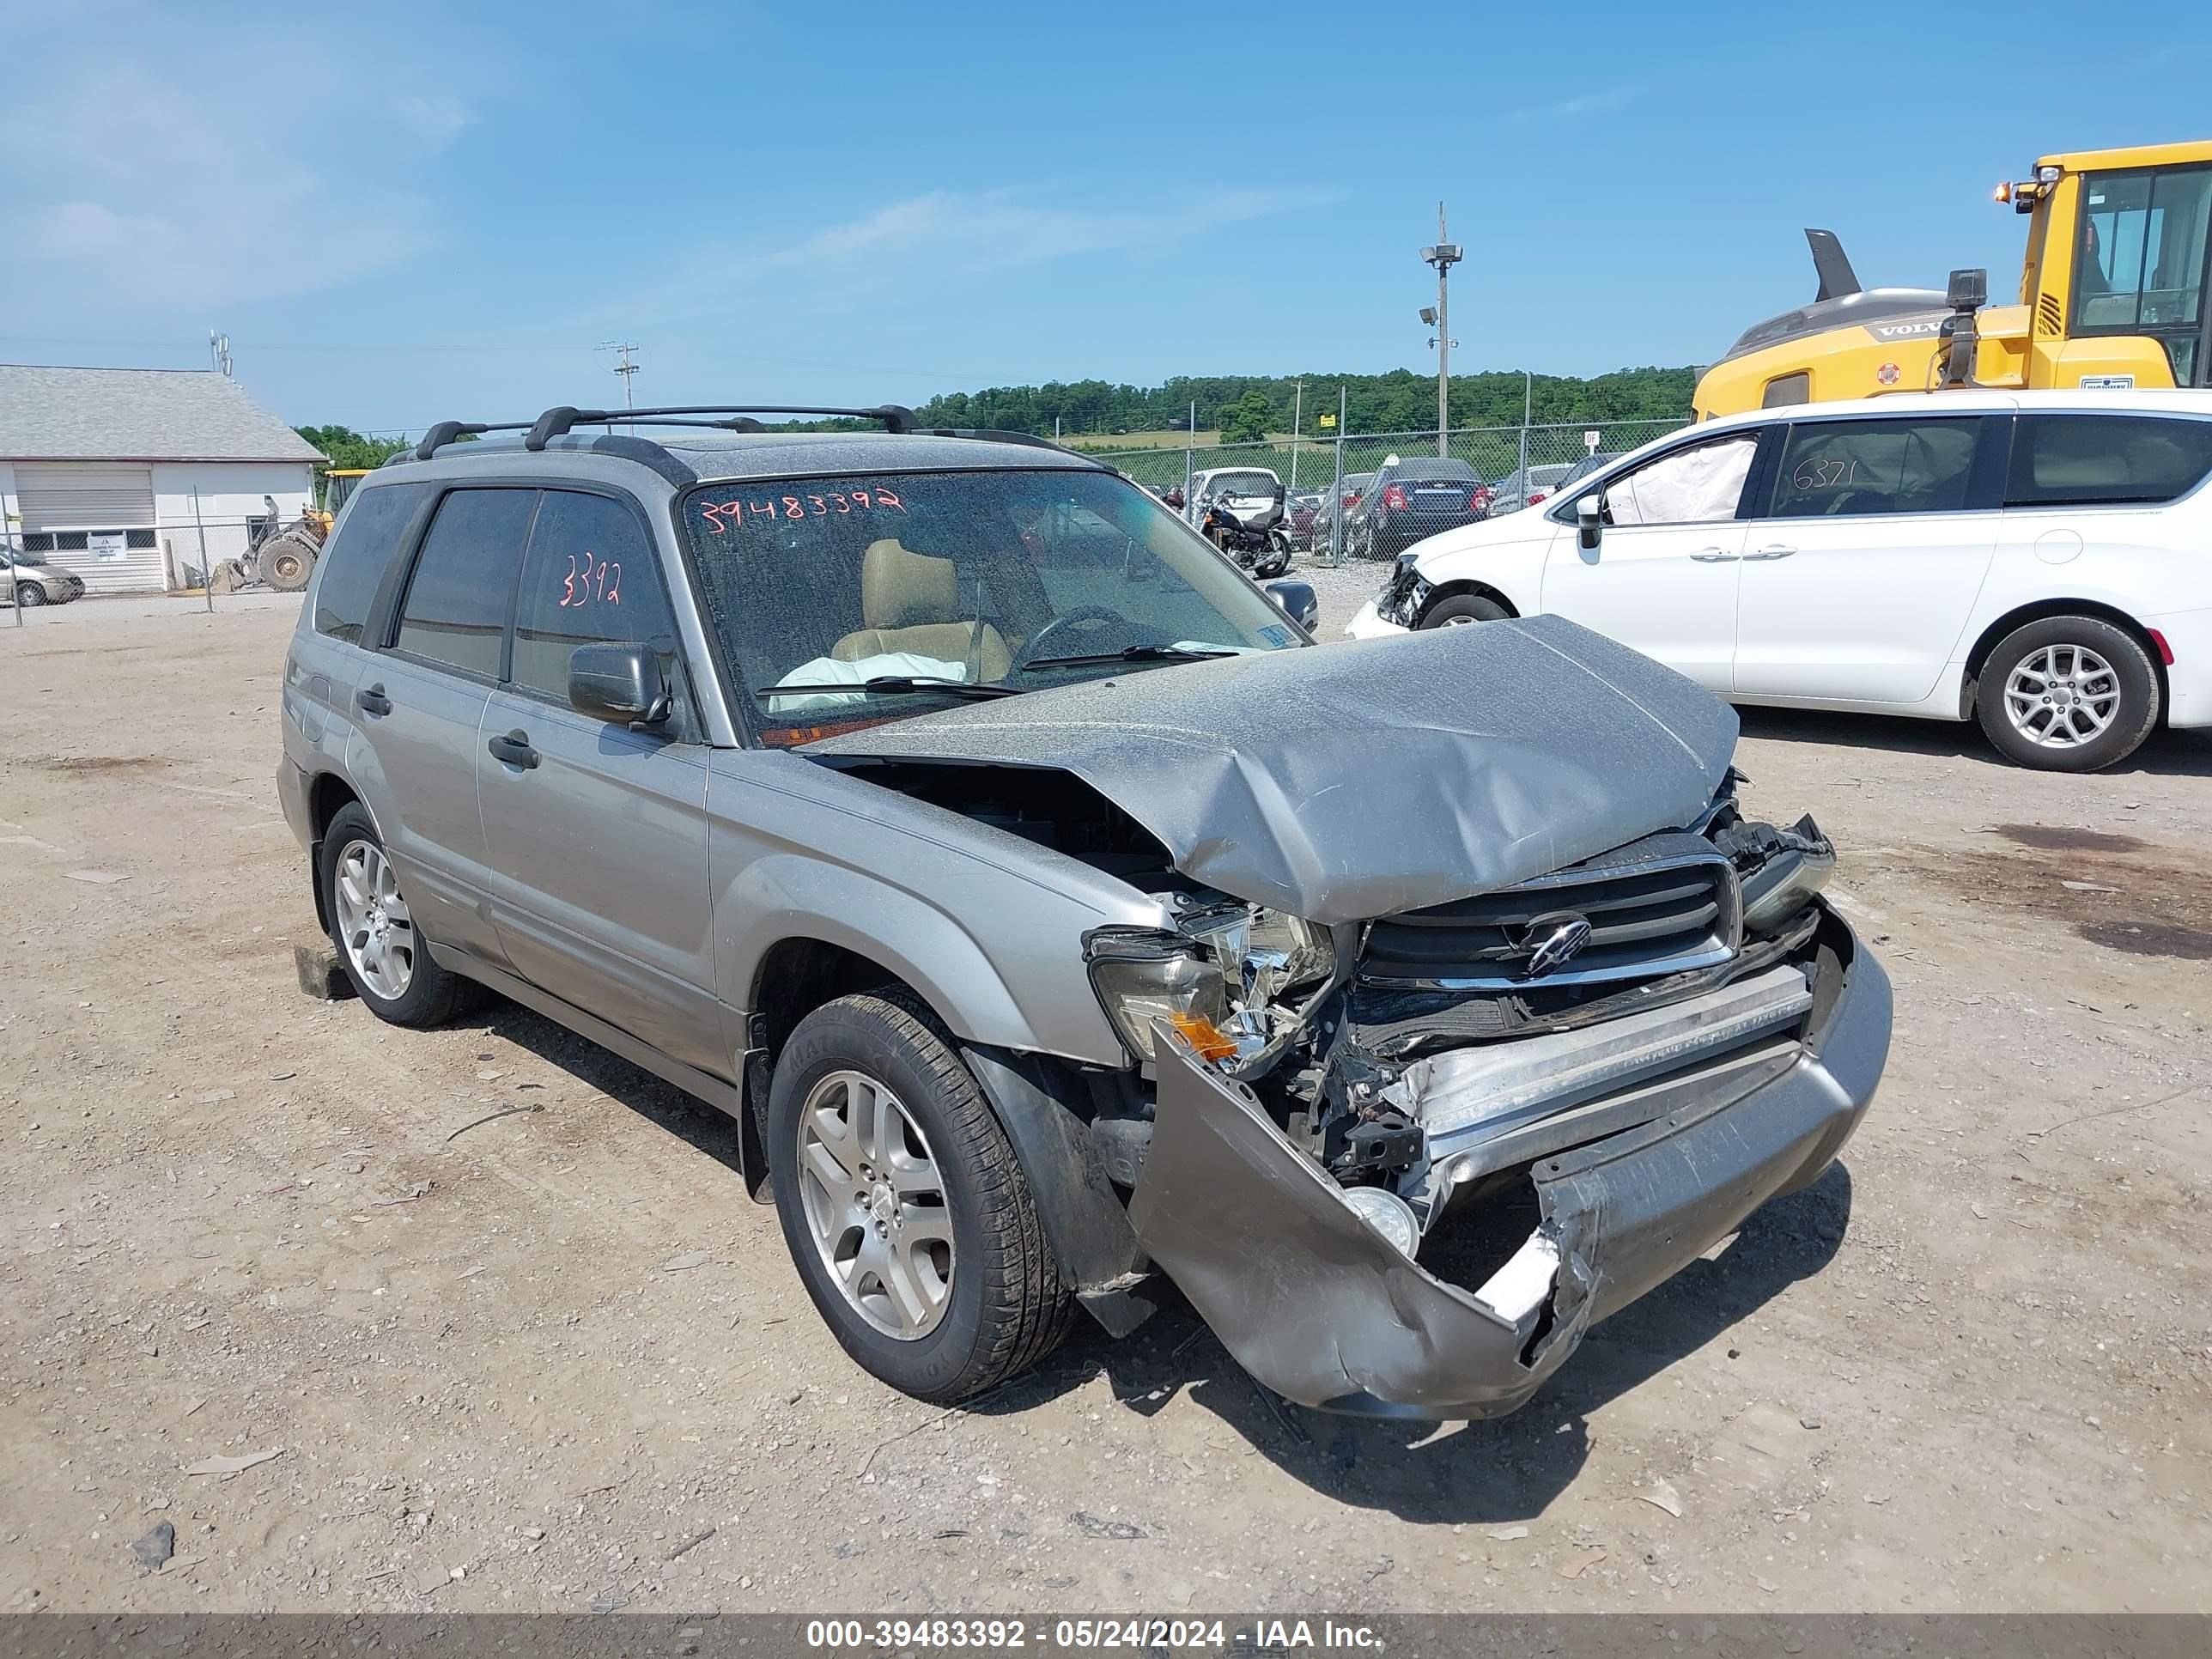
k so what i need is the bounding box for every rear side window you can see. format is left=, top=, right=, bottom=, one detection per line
left=1766, top=418, right=1980, bottom=518
left=2005, top=414, right=2212, bottom=507
left=392, top=489, right=538, bottom=679
left=313, top=483, right=428, bottom=644
left=509, top=490, right=675, bottom=702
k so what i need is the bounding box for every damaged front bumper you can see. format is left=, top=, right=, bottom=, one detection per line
left=1127, top=908, right=1890, bottom=1419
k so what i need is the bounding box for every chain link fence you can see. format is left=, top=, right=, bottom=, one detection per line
left=1081, top=418, right=1689, bottom=561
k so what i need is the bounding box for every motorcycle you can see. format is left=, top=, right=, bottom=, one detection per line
left=1198, top=481, right=1292, bottom=580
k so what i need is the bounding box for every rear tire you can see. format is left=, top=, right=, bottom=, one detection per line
left=1974, top=615, right=2159, bottom=772
left=319, top=803, right=479, bottom=1026
left=1420, top=592, right=1510, bottom=629
left=769, top=992, right=1073, bottom=1405
left=259, top=534, right=316, bottom=592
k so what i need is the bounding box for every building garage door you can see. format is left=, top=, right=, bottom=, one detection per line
left=14, top=465, right=163, bottom=594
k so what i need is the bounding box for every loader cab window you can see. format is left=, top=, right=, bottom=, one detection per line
left=2072, top=166, right=2212, bottom=386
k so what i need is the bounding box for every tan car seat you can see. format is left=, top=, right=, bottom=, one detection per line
left=830, top=539, right=1012, bottom=679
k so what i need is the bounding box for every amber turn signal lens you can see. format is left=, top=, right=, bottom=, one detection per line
left=1168, top=1012, right=1238, bottom=1062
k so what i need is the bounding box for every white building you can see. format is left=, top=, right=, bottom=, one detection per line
left=0, top=365, right=325, bottom=595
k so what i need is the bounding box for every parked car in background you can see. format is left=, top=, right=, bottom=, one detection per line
left=1348, top=390, right=2212, bottom=771
left=1185, top=466, right=1285, bottom=528
left=1288, top=492, right=1324, bottom=550
left=1487, top=462, right=1577, bottom=516
left=2, top=547, right=84, bottom=607
left=1345, top=456, right=1492, bottom=558
left=1311, top=471, right=1374, bottom=557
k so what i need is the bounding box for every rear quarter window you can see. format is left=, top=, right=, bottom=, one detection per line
left=2005, top=414, right=2212, bottom=507
left=313, top=483, right=431, bottom=644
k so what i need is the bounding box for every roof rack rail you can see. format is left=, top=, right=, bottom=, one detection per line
left=412, top=420, right=533, bottom=460
left=917, top=426, right=1089, bottom=459
left=523, top=404, right=921, bottom=450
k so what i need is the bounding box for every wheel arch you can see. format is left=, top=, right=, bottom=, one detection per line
left=1414, top=577, right=1523, bottom=626
left=1960, top=599, right=2170, bottom=724
left=305, top=773, right=369, bottom=933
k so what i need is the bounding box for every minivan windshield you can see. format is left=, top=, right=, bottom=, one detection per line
left=679, top=468, right=1304, bottom=736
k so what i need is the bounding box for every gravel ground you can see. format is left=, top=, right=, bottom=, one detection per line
left=3, top=594, right=2209, bottom=1617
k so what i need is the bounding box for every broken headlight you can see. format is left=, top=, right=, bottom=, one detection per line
left=1085, top=929, right=1228, bottom=1062
left=1735, top=813, right=1838, bottom=934
left=1377, top=553, right=1431, bottom=626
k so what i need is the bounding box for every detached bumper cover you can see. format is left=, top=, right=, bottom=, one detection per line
left=1127, top=911, right=1890, bottom=1419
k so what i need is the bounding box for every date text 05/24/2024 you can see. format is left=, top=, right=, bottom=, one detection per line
left=803, top=1618, right=1383, bottom=1651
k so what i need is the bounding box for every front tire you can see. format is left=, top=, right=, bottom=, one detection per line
left=319, top=803, right=478, bottom=1025
left=1420, top=592, right=1510, bottom=629
left=15, top=581, right=46, bottom=607
left=768, top=993, right=1072, bottom=1405
left=1975, top=616, right=2159, bottom=772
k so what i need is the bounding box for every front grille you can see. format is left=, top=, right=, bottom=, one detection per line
left=1361, top=830, right=1739, bottom=989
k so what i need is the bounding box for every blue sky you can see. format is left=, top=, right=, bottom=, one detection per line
left=3, top=0, right=2206, bottom=434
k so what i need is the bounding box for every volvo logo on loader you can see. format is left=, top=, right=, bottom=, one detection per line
left=1517, top=911, right=1595, bottom=977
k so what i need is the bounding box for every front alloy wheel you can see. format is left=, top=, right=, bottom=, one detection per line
left=795, top=1069, right=955, bottom=1340
left=767, top=993, right=1073, bottom=1403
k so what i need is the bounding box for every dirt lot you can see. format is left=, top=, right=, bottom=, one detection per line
left=3, top=593, right=2209, bottom=1617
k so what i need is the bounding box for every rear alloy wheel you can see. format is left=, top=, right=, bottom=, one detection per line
left=15, top=581, right=46, bottom=607
left=1976, top=615, right=2160, bottom=772
left=768, top=993, right=1072, bottom=1404
left=319, top=802, right=478, bottom=1025
left=1420, top=592, right=1510, bottom=629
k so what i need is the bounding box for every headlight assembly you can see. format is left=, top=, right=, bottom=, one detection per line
left=1084, top=929, right=1228, bottom=1062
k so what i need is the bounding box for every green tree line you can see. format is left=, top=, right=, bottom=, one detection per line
left=296, top=364, right=1696, bottom=462
left=912, top=365, right=1697, bottom=440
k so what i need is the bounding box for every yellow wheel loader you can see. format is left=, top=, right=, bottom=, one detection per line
left=1694, top=141, right=2212, bottom=420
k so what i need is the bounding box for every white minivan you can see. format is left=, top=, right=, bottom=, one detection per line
left=1347, top=390, right=2212, bottom=771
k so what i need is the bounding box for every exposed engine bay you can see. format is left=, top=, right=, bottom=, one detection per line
left=826, top=756, right=1840, bottom=1266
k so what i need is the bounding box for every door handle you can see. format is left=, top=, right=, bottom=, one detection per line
left=1688, top=548, right=1740, bottom=562
left=356, top=684, right=392, bottom=717
left=1744, top=544, right=1798, bottom=561
left=486, top=730, right=539, bottom=769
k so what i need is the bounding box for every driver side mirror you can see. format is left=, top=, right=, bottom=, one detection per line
left=569, top=641, right=672, bottom=728
left=1263, top=578, right=1319, bottom=632
left=1575, top=494, right=1604, bottom=552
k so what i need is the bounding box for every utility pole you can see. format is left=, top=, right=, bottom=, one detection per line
left=599, top=342, right=640, bottom=433
left=1420, top=204, right=1462, bottom=459
left=1290, top=379, right=1304, bottom=490
left=1517, top=369, right=1531, bottom=489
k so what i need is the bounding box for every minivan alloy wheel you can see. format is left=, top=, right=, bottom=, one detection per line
left=796, top=1069, right=954, bottom=1340
left=2002, top=642, right=2121, bottom=749
left=331, top=838, right=416, bottom=1000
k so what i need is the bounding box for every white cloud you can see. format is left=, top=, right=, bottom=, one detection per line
left=0, top=10, right=471, bottom=315
left=620, top=185, right=1316, bottom=327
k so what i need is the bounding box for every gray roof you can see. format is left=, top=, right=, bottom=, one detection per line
left=0, top=366, right=326, bottom=463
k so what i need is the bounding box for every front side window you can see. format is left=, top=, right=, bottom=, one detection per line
left=509, top=490, right=676, bottom=702
left=1765, top=418, right=1981, bottom=518
left=679, top=468, right=1302, bottom=736
left=2005, top=414, right=2212, bottom=507
left=392, top=488, right=538, bottom=678
left=314, top=482, right=430, bottom=645
left=1603, top=434, right=1758, bottom=526
left=2073, top=167, right=2212, bottom=337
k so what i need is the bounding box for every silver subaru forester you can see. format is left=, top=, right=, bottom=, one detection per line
left=279, top=403, right=1890, bottom=1419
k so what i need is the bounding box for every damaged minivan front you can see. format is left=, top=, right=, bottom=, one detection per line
left=805, top=610, right=1890, bottom=1419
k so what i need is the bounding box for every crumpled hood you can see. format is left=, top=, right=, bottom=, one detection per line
left=804, top=614, right=1738, bottom=925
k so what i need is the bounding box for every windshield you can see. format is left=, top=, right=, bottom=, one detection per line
left=1202, top=471, right=1279, bottom=498
left=680, top=468, right=1304, bottom=736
